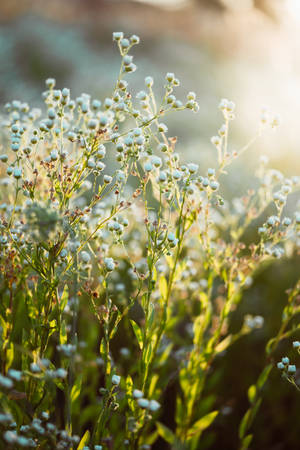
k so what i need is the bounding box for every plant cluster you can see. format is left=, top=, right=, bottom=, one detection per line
left=0, top=32, right=300, bottom=450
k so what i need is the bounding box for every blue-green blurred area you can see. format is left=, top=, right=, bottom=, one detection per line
left=1, top=1, right=300, bottom=449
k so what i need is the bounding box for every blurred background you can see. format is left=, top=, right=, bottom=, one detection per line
left=1, top=1, right=300, bottom=448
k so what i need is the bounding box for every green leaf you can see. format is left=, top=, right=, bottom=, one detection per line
left=239, top=410, right=251, bottom=440
left=130, top=320, right=143, bottom=350
left=247, top=385, right=256, bottom=404
left=239, top=398, right=261, bottom=439
left=241, top=434, right=253, bottom=450
left=187, top=411, right=219, bottom=438
left=215, top=334, right=232, bottom=354
left=71, top=375, right=82, bottom=404
left=77, top=430, right=90, bottom=449
left=5, top=343, right=14, bottom=372
left=156, top=422, right=176, bottom=445
left=126, top=375, right=134, bottom=411
left=60, top=320, right=67, bottom=345
left=257, top=364, right=272, bottom=390
left=60, top=284, right=69, bottom=312
left=159, top=275, right=168, bottom=300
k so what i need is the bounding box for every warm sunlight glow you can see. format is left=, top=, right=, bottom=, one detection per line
left=135, top=0, right=189, bottom=9
left=286, top=0, right=300, bottom=20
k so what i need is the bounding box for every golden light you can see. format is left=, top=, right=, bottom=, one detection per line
left=286, top=0, right=300, bottom=20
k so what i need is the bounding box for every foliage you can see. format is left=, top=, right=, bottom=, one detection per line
left=0, top=31, right=299, bottom=449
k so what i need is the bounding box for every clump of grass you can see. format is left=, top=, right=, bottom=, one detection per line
left=0, top=31, right=299, bottom=450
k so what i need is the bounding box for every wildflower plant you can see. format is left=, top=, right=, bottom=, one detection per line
left=0, top=31, right=299, bottom=449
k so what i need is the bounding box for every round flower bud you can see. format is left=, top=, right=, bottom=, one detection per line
left=188, top=163, right=198, bottom=174
left=282, top=357, right=289, bottom=365
left=96, top=161, right=105, bottom=171
left=56, top=368, right=67, bottom=378
left=53, top=90, right=61, bottom=101
left=158, top=123, right=168, bottom=133
left=211, top=136, right=221, bottom=147
left=30, top=363, right=41, bottom=373
left=81, top=103, right=89, bottom=114
left=0, top=154, right=8, bottom=162
left=124, top=136, right=133, bottom=147
left=31, top=136, right=38, bottom=144
left=288, top=365, right=296, bottom=373
left=172, top=170, right=182, bottom=180
left=11, top=143, right=20, bottom=152
left=124, top=63, right=137, bottom=73
left=99, top=116, right=108, bottom=127
left=104, top=98, right=113, bottom=109
left=112, top=374, right=121, bottom=385
left=149, top=400, right=160, bottom=412
left=210, top=181, right=219, bottom=191
left=282, top=217, right=292, bottom=227
left=151, top=156, right=162, bottom=168
left=293, top=341, right=300, bottom=348
left=277, top=362, right=284, bottom=370
left=123, top=55, right=133, bottom=66
left=145, top=76, right=153, bottom=87
left=166, top=72, right=175, bottom=83
left=104, top=257, right=115, bottom=271
left=144, top=162, right=153, bottom=172
left=92, top=99, right=101, bottom=110
left=113, top=32, right=124, bottom=41
left=103, top=175, right=112, bottom=184
left=47, top=108, right=56, bottom=119
left=187, top=91, right=196, bottom=100
left=137, top=398, right=149, bottom=409
left=133, top=389, right=144, bottom=399
left=50, top=150, right=58, bottom=161
left=13, top=168, right=22, bottom=179
left=169, top=238, right=179, bottom=248
left=87, top=158, right=96, bottom=169
left=62, top=88, right=70, bottom=98
left=158, top=143, right=168, bottom=153
left=45, top=78, right=56, bottom=88
left=87, top=119, right=98, bottom=130
left=120, top=38, right=130, bottom=49
left=167, top=232, right=176, bottom=242
left=130, top=35, right=140, bottom=44
left=158, top=171, right=167, bottom=183
left=80, top=251, right=91, bottom=264
left=96, top=145, right=106, bottom=159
